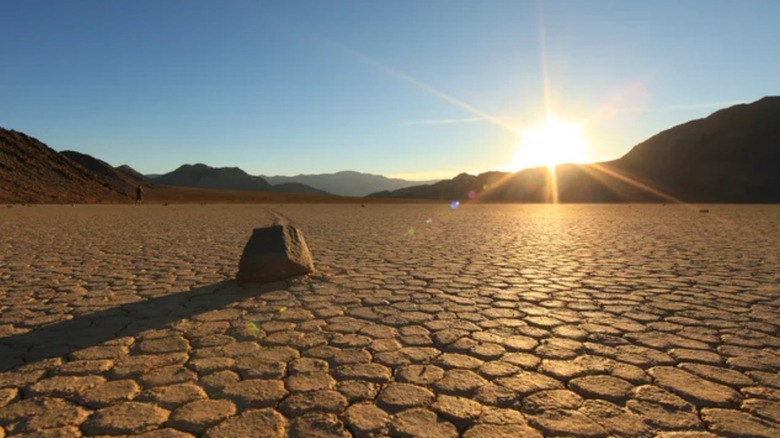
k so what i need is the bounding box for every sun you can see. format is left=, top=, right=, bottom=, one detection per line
left=510, top=116, right=589, bottom=171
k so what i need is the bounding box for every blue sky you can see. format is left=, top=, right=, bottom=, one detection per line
left=1, top=1, right=778, bottom=179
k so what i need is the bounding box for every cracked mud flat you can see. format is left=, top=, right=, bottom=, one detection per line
left=0, top=204, right=779, bottom=437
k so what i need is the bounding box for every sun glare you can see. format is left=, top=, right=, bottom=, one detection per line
left=511, top=116, right=589, bottom=171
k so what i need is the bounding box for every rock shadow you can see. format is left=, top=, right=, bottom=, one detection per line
left=0, top=280, right=274, bottom=372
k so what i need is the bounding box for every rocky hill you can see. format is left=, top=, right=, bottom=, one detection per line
left=116, top=164, right=151, bottom=186
left=153, top=164, right=329, bottom=195
left=613, top=96, right=780, bottom=202
left=0, top=128, right=124, bottom=203
left=262, top=170, right=440, bottom=196
left=60, top=151, right=150, bottom=197
left=370, top=97, right=780, bottom=203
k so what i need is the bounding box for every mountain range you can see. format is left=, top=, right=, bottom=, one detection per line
left=152, top=164, right=328, bottom=195
left=0, top=130, right=334, bottom=203
left=260, top=171, right=440, bottom=197
left=370, top=96, right=780, bottom=203
left=147, top=168, right=439, bottom=196
left=1, top=96, right=778, bottom=203
left=0, top=130, right=435, bottom=202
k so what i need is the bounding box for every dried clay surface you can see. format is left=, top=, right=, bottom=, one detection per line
left=0, top=204, right=778, bottom=437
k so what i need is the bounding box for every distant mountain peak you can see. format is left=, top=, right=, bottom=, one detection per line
left=116, top=164, right=151, bottom=186
left=176, top=163, right=213, bottom=171
left=154, top=163, right=328, bottom=195
left=453, top=172, right=473, bottom=180
left=261, top=171, right=442, bottom=196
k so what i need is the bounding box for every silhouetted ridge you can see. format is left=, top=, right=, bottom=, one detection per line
left=116, top=164, right=151, bottom=186
left=60, top=150, right=151, bottom=196
left=155, top=163, right=329, bottom=195
left=0, top=128, right=125, bottom=203
left=369, top=97, right=780, bottom=203
left=261, top=170, right=440, bottom=196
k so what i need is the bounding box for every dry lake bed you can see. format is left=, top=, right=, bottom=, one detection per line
left=1, top=204, right=779, bottom=437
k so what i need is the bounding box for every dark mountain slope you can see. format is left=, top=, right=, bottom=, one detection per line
left=0, top=128, right=123, bottom=203
left=116, top=164, right=151, bottom=186
left=60, top=150, right=150, bottom=196
left=612, top=96, right=780, bottom=202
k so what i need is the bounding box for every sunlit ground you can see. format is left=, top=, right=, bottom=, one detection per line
left=1, top=204, right=778, bottom=436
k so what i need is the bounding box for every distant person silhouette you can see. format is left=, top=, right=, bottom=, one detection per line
left=135, top=185, right=144, bottom=206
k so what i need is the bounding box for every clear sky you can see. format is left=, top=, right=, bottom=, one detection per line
left=1, top=1, right=778, bottom=179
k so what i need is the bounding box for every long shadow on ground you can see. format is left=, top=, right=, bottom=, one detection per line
left=0, top=280, right=277, bottom=372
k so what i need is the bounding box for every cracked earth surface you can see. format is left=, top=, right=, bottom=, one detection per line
left=0, top=204, right=778, bottom=437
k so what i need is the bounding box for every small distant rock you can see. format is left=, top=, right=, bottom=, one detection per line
left=237, top=225, right=315, bottom=284
left=699, top=209, right=709, bottom=213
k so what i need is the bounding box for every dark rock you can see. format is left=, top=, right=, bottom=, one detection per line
left=237, top=226, right=314, bottom=284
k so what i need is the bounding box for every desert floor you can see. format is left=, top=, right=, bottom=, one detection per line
left=1, top=204, right=779, bottom=437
